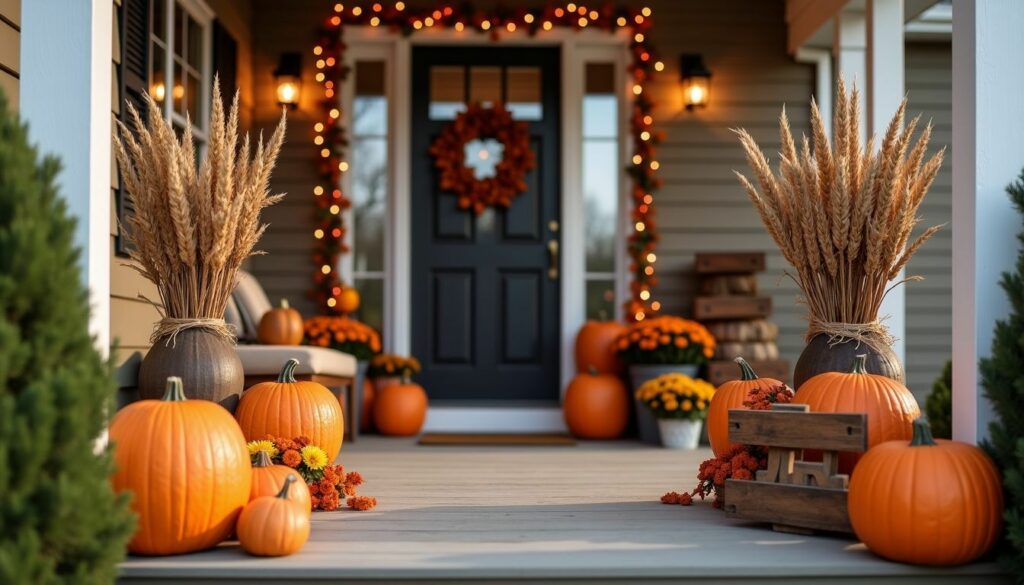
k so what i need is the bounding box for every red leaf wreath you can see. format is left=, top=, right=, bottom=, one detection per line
left=429, top=102, right=535, bottom=214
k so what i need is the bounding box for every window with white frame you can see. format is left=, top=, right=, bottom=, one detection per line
left=349, top=60, right=389, bottom=332
left=582, top=62, right=620, bottom=319
left=150, top=0, right=212, bottom=149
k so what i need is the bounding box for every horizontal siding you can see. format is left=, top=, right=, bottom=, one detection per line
left=904, top=42, right=953, bottom=402
left=0, top=0, right=17, bottom=109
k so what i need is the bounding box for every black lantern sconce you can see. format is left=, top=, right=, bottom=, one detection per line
left=680, top=53, right=711, bottom=110
left=274, top=52, right=302, bottom=109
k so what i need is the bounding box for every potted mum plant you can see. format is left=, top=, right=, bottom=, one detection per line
left=303, top=315, right=382, bottom=437
left=734, top=79, right=944, bottom=387
left=635, top=373, right=716, bottom=449
left=615, top=315, right=716, bottom=443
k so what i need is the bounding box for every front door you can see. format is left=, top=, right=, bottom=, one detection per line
left=411, top=46, right=561, bottom=405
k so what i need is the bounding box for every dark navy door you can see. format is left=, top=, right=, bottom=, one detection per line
left=411, top=46, right=561, bottom=404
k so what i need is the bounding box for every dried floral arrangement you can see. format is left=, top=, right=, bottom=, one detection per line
left=733, top=80, right=944, bottom=350
left=661, top=382, right=793, bottom=508
left=248, top=436, right=377, bottom=512
left=113, top=79, right=287, bottom=343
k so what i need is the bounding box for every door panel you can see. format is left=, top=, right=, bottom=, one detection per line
left=411, top=46, right=561, bottom=404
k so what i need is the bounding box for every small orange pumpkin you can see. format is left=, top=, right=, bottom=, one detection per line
left=373, top=376, right=428, bottom=436
left=110, top=377, right=251, bottom=555
left=257, top=299, right=304, bottom=345
left=338, top=286, right=361, bottom=314
left=707, top=357, right=783, bottom=456
left=563, top=367, right=630, bottom=439
left=793, top=354, right=920, bottom=472
left=237, top=475, right=311, bottom=557
left=849, top=418, right=1003, bottom=565
left=251, top=451, right=312, bottom=517
left=575, top=319, right=628, bottom=375
left=235, top=358, right=345, bottom=461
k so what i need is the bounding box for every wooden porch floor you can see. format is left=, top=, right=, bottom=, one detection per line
left=119, top=438, right=1009, bottom=584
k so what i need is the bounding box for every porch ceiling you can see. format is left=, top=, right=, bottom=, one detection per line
left=119, top=439, right=1007, bottom=584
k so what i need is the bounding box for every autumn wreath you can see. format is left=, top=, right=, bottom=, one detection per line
left=429, top=102, right=535, bottom=214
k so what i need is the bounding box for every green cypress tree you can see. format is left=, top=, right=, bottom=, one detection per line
left=0, top=92, right=134, bottom=583
left=925, top=360, right=952, bottom=439
left=980, top=167, right=1024, bottom=579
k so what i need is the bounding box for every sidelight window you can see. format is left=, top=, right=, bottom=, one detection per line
left=582, top=63, right=619, bottom=319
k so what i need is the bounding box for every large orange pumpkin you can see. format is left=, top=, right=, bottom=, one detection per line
left=110, top=377, right=251, bottom=555
left=563, top=367, right=630, bottom=439
left=575, top=319, right=628, bottom=375
left=793, top=354, right=919, bottom=472
left=237, top=475, right=311, bottom=557
left=251, top=451, right=312, bottom=517
left=373, top=377, right=428, bottom=436
left=707, top=357, right=783, bottom=456
left=849, top=418, right=1003, bottom=565
left=257, top=299, right=304, bottom=345
left=235, top=358, right=345, bottom=461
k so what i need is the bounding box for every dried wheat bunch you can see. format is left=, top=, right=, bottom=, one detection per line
left=114, top=77, right=286, bottom=342
left=734, top=79, right=944, bottom=346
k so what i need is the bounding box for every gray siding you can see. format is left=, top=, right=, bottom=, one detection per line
left=904, top=42, right=953, bottom=400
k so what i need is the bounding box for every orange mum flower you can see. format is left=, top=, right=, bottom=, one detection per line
left=347, top=495, right=377, bottom=511
left=282, top=449, right=302, bottom=468
left=344, top=471, right=364, bottom=487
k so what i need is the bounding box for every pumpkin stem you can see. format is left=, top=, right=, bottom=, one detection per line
left=910, top=417, right=938, bottom=447
left=850, top=354, right=869, bottom=375
left=280, top=298, right=290, bottom=309
left=161, top=377, right=187, bottom=402
left=277, top=474, right=297, bottom=499
left=588, top=364, right=599, bottom=376
left=255, top=450, right=274, bottom=468
left=278, top=358, right=300, bottom=383
left=734, top=357, right=758, bottom=381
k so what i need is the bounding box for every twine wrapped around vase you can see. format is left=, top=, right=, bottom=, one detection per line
left=805, top=318, right=896, bottom=354
left=151, top=318, right=237, bottom=346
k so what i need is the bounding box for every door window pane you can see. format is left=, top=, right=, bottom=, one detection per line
left=506, top=66, right=542, bottom=120
left=353, top=278, right=384, bottom=333
left=430, top=66, right=464, bottom=120
left=468, top=66, right=501, bottom=106
left=351, top=133, right=387, bottom=272
left=586, top=279, right=616, bottom=320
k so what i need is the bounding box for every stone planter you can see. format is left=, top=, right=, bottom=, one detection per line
left=657, top=419, right=703, bottom=450
left=629, top=364, right=699, bottom=444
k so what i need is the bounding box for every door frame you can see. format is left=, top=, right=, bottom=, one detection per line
left=340, top=28, right=632, bottom=431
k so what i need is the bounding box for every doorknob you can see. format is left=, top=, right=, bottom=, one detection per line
left=547, top=239, right=559, bottom=280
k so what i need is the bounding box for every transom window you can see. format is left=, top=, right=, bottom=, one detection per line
left=150, top=0, right=212, bottom=149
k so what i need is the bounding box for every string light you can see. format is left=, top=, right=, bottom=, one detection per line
left=314, top=229, right=325, bottom=239
left=327, top=298, right=337, bottom=307
left=640, top=290, right=650, bottom=300
left=338, top=161, right=349, bottom=172
left=351, top=6, right=362, bottom=16
left=455, top=21, right=464, bottom=31
left=635, top=222, right=646, bottom=232
left=370, top=16, right=380, bottom=26
left=589, top=10, right=598, bottom=19
left=616, top=16, right=627, bottom=26
left=554, top=7, right=565, bottom=17
left=329, top=108, right=340, bottom=118
left=567, top=3, right=577, bottom=12
left=634, top=33, right=644, bottom=42
left=321, top=265, right=332, bottom=274
left=646, top=253, right=657, bottom=263
left=506, top=22, right=516, bottom=32
left=640, top=131, right=650, bottom=141
left=395, top=1, right=405, bottom=10
left=314, top=186, right=324, bottom=196
left=315, top=72, right=326, bottom=82
left=578, top=17, right=587, bottom=27
left=424, top=16, right=434, bottom=26
left=333, top=3, right=343, bottom=12
left=650, top=301, right=661, bottom=311
left=542, top=20, right=553, bottom=30
left=654, top=61, right=665, bottom=72
left=313, top=45, right=323, bottom=56
left=649, top=160, right=660, bottom=170
left=481, top=20, right=491, bottom=30
left=413, top=19, right=423, bottom=29
left=632, top=154, right=643, bottom=165
left=643, top=115, right=653, bottom=125
left=634, top=14, right=643, bottom=24
left=632, top=84, right=642, bottom=95
left=320, top=148, right=331, bottom=158
left=329, top=204, right=341, bottom=214
left=642, top=7, right=652, bottom=17
left=524, top=13, right=534, bottom=23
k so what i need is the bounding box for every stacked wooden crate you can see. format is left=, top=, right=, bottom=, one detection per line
left=692, top=252, right=790, bottom=385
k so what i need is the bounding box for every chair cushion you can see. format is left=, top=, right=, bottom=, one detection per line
left=224, top=296, right=245, bottom=340
left=236, top=345, right=357, bottom=379
left=232, top=270, right=274, bottom=342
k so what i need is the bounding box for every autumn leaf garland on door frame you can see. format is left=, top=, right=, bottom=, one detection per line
left=429, top=102, right=535, bottom=214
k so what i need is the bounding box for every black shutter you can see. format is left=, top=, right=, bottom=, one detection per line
left=116, top=0, right=151, bottom=257
left=212, top=19, right=238, bottom=110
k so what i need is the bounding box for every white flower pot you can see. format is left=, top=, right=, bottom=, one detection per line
left=629, top=364, right=699, bottom=444
left=657, top=419, right=703, bottom=450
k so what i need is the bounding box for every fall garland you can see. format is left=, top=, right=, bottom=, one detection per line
left=429, top=103, right=534, bottom=214
left=310, top=2, right=663, bottom=321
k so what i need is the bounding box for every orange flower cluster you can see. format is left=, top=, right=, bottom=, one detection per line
left=258, top=435, right=377, bottom=512
left=304, top=315, right=382, bottom=360
left=743, top=383, right=794, bottom=411
left=368, top=353, right=422, bottom=379
left=693, top=444, right=768, bottom=507
left=616, top=315, right=716, bottom=366
left=660, top=491, right=693, bottom=506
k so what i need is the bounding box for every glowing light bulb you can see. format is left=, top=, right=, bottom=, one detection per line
left=321, top=265, right=332, bottom=274
left=424, top=16, right=434, bottom=26
left=578, top=17, right=587, bottom=27
left=643, top=115, right=653, bottom=125
left=640, top=290, right=650, bottom=300
left=338, top=161, right=349, bottom=172
left=634, top=33, right=644, bottom=42
left=329, top=108, right=340, bottom=118
left=644, top=266, right=654, bottom=275
left=506, top=22, right=516, bottom=32
left=542, top=20, right=553, bottom=30
left=395, top=1, right=405, bottom=10
left=314, top=186, right=325, bottom=196
left=370, top=16, right=380, bottom=26
left=635, top=221, right=645, bottom=232
left=313, top=45, right=324, bottom=55
left=654, top=61, right=665, bottom=72
left=635, top=312, right=646, bottom=321
left=373, top=2, right=382, bottom=12
left=524, top=13, right=534, bottom=23
left=320, top=148, right=331, bottom=158
left=632, top=84, right=643, bottom=95
left=329, top=204, right=341, bottom=214
left=642, top=7, right=652, bottom=17
left=351, top=6, right=362, bottom=15
left=651, top=301, right=661, bottom=311
left=413, top=20, right=423, bottom=29
left=455, top=21, right=464, bottom=31
left=632, top=154, right=642, bottom=165
left=315, top=122, right=325, bottom=132
left=646, top=253, right=657, bottom=263
left=634, top=14, right=643, bottom=24
left=640, top=131, right=650, bottom=141
left=643, top=194, right=653, bottom=204
left=315, top=72, right=325, bottom=82
left=314, top=229, right=325, bottom=239
left=616, top=16, right=626, bottom=26
left=481, top=20, right=491, bottom=30
left=327, top=298, right=337, bottom=307
left=649, top=160, right=660, bottom=170
left=334, top=3, right=343, bottom=12
left=589, top=10, right=598, bottom=19
left=567, top=3, right=577, bottom=12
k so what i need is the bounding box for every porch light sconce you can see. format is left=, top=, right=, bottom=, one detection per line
left=274, top=52, right=302, bottom=110
left=680, top=53, right=711, bottom=110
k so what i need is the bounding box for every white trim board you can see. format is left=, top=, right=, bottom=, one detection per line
left=339, top=29, right=630, bottom=432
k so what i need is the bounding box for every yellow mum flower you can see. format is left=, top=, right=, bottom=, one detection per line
left=247, top=440, right=278, bottom=458
left=300, top=445, right=329, bottom=470
left=682, top=400, right=693, bottom=411
left=665, top=401, right=678, bottom=411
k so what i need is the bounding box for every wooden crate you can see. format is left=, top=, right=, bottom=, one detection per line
left=693, top=296, right=771, bottom=320
left=706, top=359, right=790, bottom=386
left=695, top=252, right=766, bottom=275
left=723, top=404, right=867, bottom=535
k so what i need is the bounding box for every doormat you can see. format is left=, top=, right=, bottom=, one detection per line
left=418, top=433, right=577, bottom=446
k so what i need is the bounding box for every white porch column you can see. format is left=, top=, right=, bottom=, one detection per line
left=951, top=0, right=1024, bottom=444
left=20, top=0, right=113, bottom=351
left=833, top=8, right=867, bottom=143
left=866, top=0, right=906, bottom=368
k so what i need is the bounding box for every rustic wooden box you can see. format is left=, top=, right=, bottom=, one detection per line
left=706, top=359, right=790, bottom=386
left=695, top=252, right=766, bottom=275
left=693, top=296, right=772, bottom=320
left=723, top=404, right=867, bottom=535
